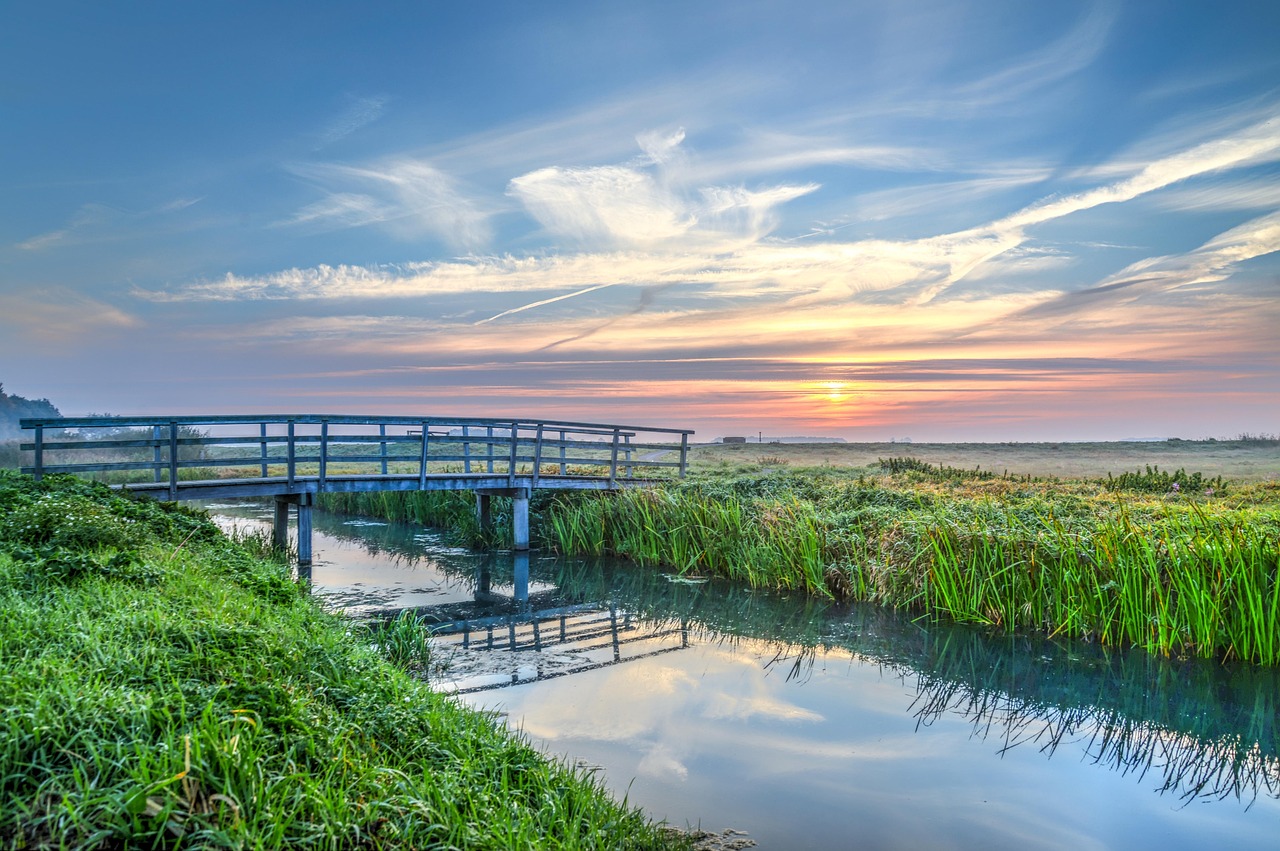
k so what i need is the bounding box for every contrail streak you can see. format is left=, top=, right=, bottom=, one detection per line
left=473, top=283, right=616, bottom=325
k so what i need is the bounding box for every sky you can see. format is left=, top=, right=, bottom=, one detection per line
left=2, top=1, right=1278, bottom=442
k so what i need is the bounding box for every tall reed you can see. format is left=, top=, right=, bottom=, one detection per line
left=544, top=487, right=1279, bottom=664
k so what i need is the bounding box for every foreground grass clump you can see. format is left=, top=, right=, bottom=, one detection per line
left=0, top=471, right=678, bottom=849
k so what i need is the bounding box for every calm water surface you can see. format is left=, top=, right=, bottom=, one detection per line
left=209, top=501, right=1280, bottom=850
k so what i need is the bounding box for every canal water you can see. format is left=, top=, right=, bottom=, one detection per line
left=208, top=501, right=1280, bottom=850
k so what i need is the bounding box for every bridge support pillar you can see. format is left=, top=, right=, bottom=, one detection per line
left=297, top=494, right=314, bottom=566
left=512, top=490, right=529, bottom=551
left=272, top=497, right=290, bottom=551
left=475, top=487, right=531, bottom=551
left=476, top=494, right=492, bottom=538
left=272, top=493, right=314, bottom=567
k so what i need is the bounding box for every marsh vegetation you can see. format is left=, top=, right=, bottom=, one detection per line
left=325, top=441, right=1280, bottom=665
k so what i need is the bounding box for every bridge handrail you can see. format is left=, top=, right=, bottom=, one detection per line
left=18, top=414, right=694, bottom=493
left=18, top=414, right=692, bottom=433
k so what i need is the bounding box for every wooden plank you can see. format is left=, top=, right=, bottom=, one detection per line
left=33, top=426, right=42, bottom=481
left=318, top=421, right=329, bottom=490
left=418, top=422, right=429, bottom=488
left=463, top=425, right=471, bottom=473
left=507, top=423, right=518, bottom=487
left=608, top=428, right=619, bottom=486
left=287, top=420, right=296, bottom=489
left=532, top=423, right=544, bottom=488
left=259, top=422, right=268, bottom=477
left=153, top=425, right=163, bottom=483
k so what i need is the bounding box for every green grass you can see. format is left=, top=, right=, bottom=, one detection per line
left=0, top=471, right=682, bottom=849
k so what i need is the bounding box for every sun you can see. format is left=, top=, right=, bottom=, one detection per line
left=823, top=382, right=847, bottom=403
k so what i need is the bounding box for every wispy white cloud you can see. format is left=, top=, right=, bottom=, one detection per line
left=16, top=204, right=117, bottom=250
left=1149, top=178, right=1280, bottom=213
left=0, top=290, right=142, bottom=339
left=914, top=113, right=1280, bottom=301
left=998, top=117, right=1280, bottom=232
left=507, top=130, right=819, bottom=249
left=1064, top=99, right=1280, bottom=181
left=850, top=171, right=1051, bottom=222
left=282, top=193, right=387, bottom=229
left=510, top=165, right=695, bottom=246
left=14, top=197, right=204, bottom=251
left=687, top=137, right=947, bottom=184
left=420, top=70, right=776, bottom=179
left=315, top=94, right=390, bottom=147
left=949, top=4, right=1114, bottom=108
left=144, top=109, right=1280, bottom=350
left=1019, top=210, right=1280, bottom=318
left=279, top=158, right=492, bottom=249
left=157, top=197, right=204, bottom=213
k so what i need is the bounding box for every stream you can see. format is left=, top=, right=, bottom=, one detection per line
left=208, top=500, right=1280, bottom=850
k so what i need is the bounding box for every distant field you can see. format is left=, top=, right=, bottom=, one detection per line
left=690, top=439, right=1280, bottom=482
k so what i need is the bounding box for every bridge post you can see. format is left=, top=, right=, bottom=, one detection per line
left=297, top=493, right=314, bottom=566
left=32, top=425, right=43, bottom=481
left=272, top=497, right=290, bottom=551
left=259, top=422, right=268, bottom=477
left=152, top=425, right=163, bottom=483
left=167, top=421, right=178, bottom=501
left=512, top=488, right=530, bottom=551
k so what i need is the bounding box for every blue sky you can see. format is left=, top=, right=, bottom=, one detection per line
left=2, top=1, right=1278, bottom=440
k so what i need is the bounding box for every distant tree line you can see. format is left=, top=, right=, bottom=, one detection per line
left=0, top=383, right=61, bottom=441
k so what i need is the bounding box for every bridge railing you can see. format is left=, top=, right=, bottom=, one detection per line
left=19, top=415, right=693, bottom=495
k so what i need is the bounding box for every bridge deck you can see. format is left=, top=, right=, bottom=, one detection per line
left=119, top=472, right=648, bottom=502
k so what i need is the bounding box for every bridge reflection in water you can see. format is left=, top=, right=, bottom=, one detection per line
left=412, top=553, right=692, bottom=694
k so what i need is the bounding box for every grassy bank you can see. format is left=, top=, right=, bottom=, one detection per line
left=324, top=460, right=1280, bottom=665
left=0, top=471, right=680, bottom=849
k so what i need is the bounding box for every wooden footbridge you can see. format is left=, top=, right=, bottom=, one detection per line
left=19, top=415, right=693, bottom=564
